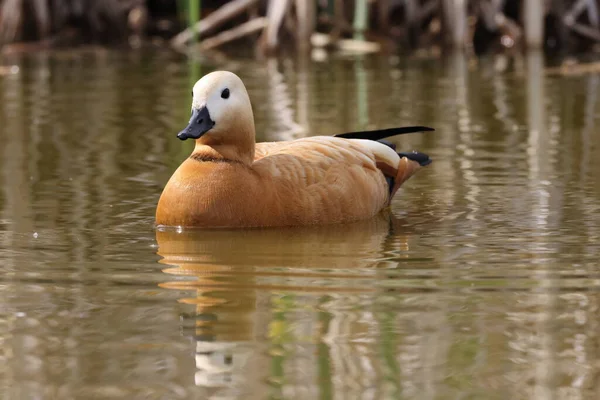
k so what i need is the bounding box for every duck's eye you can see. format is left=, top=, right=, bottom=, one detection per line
left=221, top=88, right=230, bottom=99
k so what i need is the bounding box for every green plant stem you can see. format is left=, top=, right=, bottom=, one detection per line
left=188, top=0, right=201, bottom=43
left=353, top=0, right=368, bottom=41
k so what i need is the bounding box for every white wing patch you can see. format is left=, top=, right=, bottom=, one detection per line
left=349, top=139, right=399, bottom=169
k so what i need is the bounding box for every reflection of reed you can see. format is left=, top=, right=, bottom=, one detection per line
left=0, top=52, right=195, bottom=399
left=451, top=51, right=481, bottom=225
left=523, top=51, right=557, bottom=399
left=0, top=49, right=192, bottom=262
left=265, top=59, right=305, bottom=141
left=355, top=56, right=369, bottom=129
left=580, top=73, right=598, bottom=175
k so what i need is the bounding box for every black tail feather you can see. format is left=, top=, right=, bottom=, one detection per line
left=335, top=125, right=433, bottom=168
left=334, top=126, right=434, bottom=140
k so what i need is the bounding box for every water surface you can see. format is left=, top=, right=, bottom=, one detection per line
left=1, top=49, right=600, bottom=399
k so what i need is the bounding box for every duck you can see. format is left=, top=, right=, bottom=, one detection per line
left=155, top=71, right=433, bottom=228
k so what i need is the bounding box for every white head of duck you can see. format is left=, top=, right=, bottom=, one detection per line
left=177, top=71, right=256, bottom=165
left=156, top=70, right=434, bottom=229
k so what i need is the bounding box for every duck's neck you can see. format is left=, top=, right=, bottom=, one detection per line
left=193, top=131, right=255, bottom=166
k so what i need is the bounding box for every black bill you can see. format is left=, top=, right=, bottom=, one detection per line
left=177, top=106, right=215, bottom=140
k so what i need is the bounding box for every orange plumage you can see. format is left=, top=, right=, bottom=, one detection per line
left=156, top=71, right=431, bottom=228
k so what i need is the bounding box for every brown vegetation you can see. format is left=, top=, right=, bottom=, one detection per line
left=0, top=1, right=600, bottom=56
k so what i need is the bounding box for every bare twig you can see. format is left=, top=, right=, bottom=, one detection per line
left=199, top=17, right=267, bottom=50
left=564, top=0, right=589, bottom=25
left=563, top=0, right=600, bottom=41
left=567, top=21, right=600, bottom=41
left=171, top=0, right=261, bottom=48
left=585, top=0, right=599, bottom=28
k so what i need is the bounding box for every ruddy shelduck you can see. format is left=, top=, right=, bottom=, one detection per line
left=156, top=71, right=433, bottom=228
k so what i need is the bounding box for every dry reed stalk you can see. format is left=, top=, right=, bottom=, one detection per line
left=199, top=16, right=267, bottom=50
left=563, top=0, right=600, bottom=41
left=523, top=0, right=544, bottom=48
left=442, top=0, right=468, bottom=48
left=32, top=0, right=50, bottom=38
left=352, top=0, right=368, bottom=40
left=259, top=0, right=291, bottom=54
left=295, top=0, right=315, bottom=51
left=171, top=0, right=260, bottom=48
left=0, top=0, right=136, bottom=45
left=567, top=21, right=600, bottom=41
left=405, top=0, right=419, bottom=46
left=0, top=0, right=23, bottom=43
left=377, top=0, right=390, bottom=33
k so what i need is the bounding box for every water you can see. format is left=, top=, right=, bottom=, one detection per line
left=1, top=48, right=600, bottom=399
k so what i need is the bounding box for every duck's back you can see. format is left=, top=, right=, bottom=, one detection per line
left=252, top=137, right=392, bottom=224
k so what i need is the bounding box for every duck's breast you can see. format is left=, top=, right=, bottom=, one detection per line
left=156, top=158, right=278, bottom=227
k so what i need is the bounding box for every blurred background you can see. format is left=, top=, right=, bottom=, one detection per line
left=2, top=1, right=600, bottom=400
left=0, top=0, right=600, bottom=56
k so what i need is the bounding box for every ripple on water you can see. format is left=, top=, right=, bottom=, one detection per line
left=1, top=50, right=600, bottom=399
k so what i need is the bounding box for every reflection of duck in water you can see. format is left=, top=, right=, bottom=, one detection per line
left=156, top=215, right=414, bottom=394
left=156, top=71, right=432, bottom=228
left=157, top=212, right=400, bottom=273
